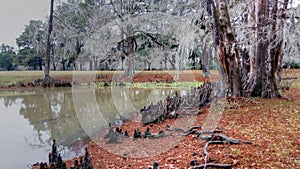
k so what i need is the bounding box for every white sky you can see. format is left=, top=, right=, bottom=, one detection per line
left=0, top=0, right=299, bottom=48
left=0, top=0, right=65, bottom=48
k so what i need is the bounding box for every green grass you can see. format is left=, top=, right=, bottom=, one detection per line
left=0, top=71, right=42, bottom=86
left=291, top=79, right=300, bottom=88
left=122, top=81, right=202, bottom=88
left=0, top=70, right=205, bottom=87
left=85, top=81, right=203, bottom=88
left=0, top=71, right=111, bottom=87
left=0, top=69, right=299, bottom=88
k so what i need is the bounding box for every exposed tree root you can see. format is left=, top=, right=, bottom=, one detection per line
left=197, top=130, right=223, bottom=141
left=148, top=130, right=171, bottom=139
left=186, top=131, right=252, bottom=169
left=200, top=133, right=252, bottom=144
left=190, top=163, right=232, bottom=169
left=181, top=126, right=202, bottom=136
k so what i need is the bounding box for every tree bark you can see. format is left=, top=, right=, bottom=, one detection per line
left=44, top=0, right=54, bottom=83
left=276, top=0, right=289, bottom=86
left=267, top=0, right=282, bottom=98
left=205, top=0, right=284, bottom=98
left=248, top=0, right=268, bottom=97
left=207, top=0, right=242, bottom=97
left=62, top=58, right=66, bottom=71
left=39, top=57, right=43, bottom=70
left=52, top=62, right=56, bottom=71
left=241, top=48, right=250, bottom=83
left=244, top=0, right=283, bottom=98
left=202, top=39, right=211, bottom=77
left=89, top=60, right=93, bottom=70
left=94, top=57, right=98, bottom=70
left=164, top=55, right=167, bottom=70
left=124, top=25, right=135, bottom=80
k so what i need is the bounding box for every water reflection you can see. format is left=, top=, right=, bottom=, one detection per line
left=0, top=87, right=180, bottom=169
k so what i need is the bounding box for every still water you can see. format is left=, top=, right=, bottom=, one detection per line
left=0, top=87, right=182, bottom=169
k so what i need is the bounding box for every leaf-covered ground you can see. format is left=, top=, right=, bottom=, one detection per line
left=57, top=88, right=299, bottom=169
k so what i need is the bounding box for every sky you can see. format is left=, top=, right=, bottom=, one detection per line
left=0, top=0, right=299, bottom=48
left=0, top=0, right=61, bottom=48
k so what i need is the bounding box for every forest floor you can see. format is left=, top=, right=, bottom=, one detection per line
left=4, top=70, right=299, bottom=169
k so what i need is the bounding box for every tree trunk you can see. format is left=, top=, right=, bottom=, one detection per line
left=39, top=58, right=43, bottom=70
left=169, top=55, right=176, bottom=70
left=89, top=60, right=93, bottom=70
left=125, top=54, right=135, bottom=80
left=164, top=55, right=167, bottom=70
left=73, top=62, right=77, bottom=70
left=202, top=40, right=210, bottom=77
left=144, top=59, right=147, bottom=70
left=44, top=0, right=54, bottom=83
left=241, top=48, right=250, bottom=83
left=94, top=57, right=98, bottom=70
left=247, top=0, right=268, bottom=97
left=267, top=0, right=282, bottom=98
left=207, top=0, right=284, bottom=98
left=244, top=0, right=283, bottom=98
left=147, top=61, right=151, bottom=71
left=123, top=25, right=135, bottom=81
left=105, top=62, right=108, bottom=70
left=207, top=0, right=242, bottom=97
left=52, top=62, right=56, bottom=71
left=276, top=0, right=289, bottom=85
left=62, top=60, right=66, bottom=71
left=79, top=63, right=82, bottom=71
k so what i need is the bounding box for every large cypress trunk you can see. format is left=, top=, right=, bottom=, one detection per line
left=207, top=0, right=242, bottom=97
left=267, top=0, right=282, bottom=98
left=245, top=0, right=284, bottom=98
left=245, top=0, right=268, bottom=97
left=207, top=0, right=284, bottom=98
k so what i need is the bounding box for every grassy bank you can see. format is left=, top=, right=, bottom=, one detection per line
left=0, top=69, right=298, bottom=88
left=0, top=70, right=213, bottom=87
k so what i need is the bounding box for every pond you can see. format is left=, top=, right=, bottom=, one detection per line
left=0, top=87, right=186, bottom=169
